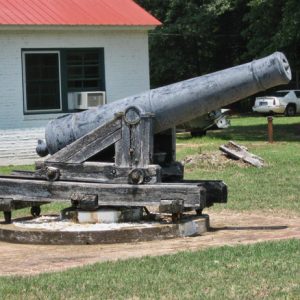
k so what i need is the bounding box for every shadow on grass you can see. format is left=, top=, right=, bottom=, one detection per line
left=178, top=123, right=300, bottom=142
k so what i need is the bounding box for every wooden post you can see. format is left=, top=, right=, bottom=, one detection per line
left=267, top=116, right=274, bottom=143
left=115, top=107, right=154, bottom=168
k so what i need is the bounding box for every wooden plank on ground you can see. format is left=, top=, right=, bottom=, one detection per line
left=219, top=141, right=264, bottom=167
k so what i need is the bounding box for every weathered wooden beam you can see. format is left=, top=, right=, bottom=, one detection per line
left=0, top=177, right=205, bottom=208
left=182, top=180, right=227, bottom=205
left=115, top=113, right=154, bottom=168
left=47, top=118, right=122, bottom=164
left=18, top=162, right=162, bottom=184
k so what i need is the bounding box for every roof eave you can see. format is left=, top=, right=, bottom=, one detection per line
left=0, top=24, right=159, bottom=31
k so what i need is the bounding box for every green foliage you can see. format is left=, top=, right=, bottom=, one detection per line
left=136, top=0, right=248, bottom=87
left=0, top=240, right=299, bottom=299
left=273, top=0, right=300, bottom=70
left=242, top=0, right=285, bottom=57
left=242, top=0, right=300, bottom=71
left=136, top=0, right=300, bottom=88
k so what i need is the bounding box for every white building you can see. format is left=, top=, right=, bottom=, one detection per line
left=0, top=0, right=160, bottom=165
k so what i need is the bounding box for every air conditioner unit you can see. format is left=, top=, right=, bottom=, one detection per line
left=69, top=91, right=106, bottom=110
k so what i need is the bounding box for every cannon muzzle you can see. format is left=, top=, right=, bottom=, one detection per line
left=40, top=52, right=291, bottom=156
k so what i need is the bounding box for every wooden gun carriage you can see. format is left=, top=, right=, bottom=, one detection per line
left=0, top=52, right=291, bottom=223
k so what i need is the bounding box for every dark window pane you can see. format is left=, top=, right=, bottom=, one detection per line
left=84, top=66, right=98, bottom=78
left=26, top=81, right=60, bottom=110
left=84, top=52, right=98, bottom=64
left=43, top=66, right=59, bottom=79
left=25, top=53, right=61, bottom=111
left=66, top=50, right=102, bottom=90
left=67, top=53, right=83, bottom=64
left=83, top=80, right=99, bottom=88
left=271, top=92, right=289, bottom=97
left=294, top=91, right=300, bottom=98
left=68, top=80, right=83, bottom=89
left=68, top=66, right=83, bottom=79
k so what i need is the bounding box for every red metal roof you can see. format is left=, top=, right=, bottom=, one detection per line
left=0, top=0, right=161, bottom=26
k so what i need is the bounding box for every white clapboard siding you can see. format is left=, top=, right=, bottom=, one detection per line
left=0, top=128, right=45, bottom=165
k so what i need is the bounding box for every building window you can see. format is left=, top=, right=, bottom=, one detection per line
left=23, top=51, right=62, bottom=113
left=22, top=48, right=105, bottom=114
left=66, top=50, right=104, bottom=90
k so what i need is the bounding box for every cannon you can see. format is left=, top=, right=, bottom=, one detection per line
left=0, top=52, right=291, bottom=224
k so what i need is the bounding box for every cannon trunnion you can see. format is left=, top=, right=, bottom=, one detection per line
left=0, top=52, right=291, bottom=223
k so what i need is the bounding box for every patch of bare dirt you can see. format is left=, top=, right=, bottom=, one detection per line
left=183, top=151, right=248, bottom=172
left=0, top=211, right=299, bottom=277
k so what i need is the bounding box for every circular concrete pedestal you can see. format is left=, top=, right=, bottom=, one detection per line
left=0, top=214, right=209, bottom=245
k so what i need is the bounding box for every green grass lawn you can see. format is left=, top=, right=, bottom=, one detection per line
left=0, top=164, right=34, bottom=175
left=0, top=115, right=299, bottom=299
left=177, top=115, right=300, bottom=214
left=0, top=240, right=299, bottom=299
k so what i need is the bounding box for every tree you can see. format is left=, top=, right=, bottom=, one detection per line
left=242, top=0, right=300, bottom=86
left=242, top=0, right=285, bottom=58
left=272, top=0, right=300, bottom=74
left=137, top=0, right=300, bottom=89
left=137, top=0, right=248, bottom=87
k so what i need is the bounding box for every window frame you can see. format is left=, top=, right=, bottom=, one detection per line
left=22, top=50, right=63, bottom=114
left=22, top=48, right=105, bottom=115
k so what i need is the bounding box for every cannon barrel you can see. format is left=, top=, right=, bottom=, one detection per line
left=42, top=52, right=291, bottom=155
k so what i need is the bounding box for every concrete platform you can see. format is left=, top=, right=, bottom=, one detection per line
left=0, top=214, right=209, bottom=245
